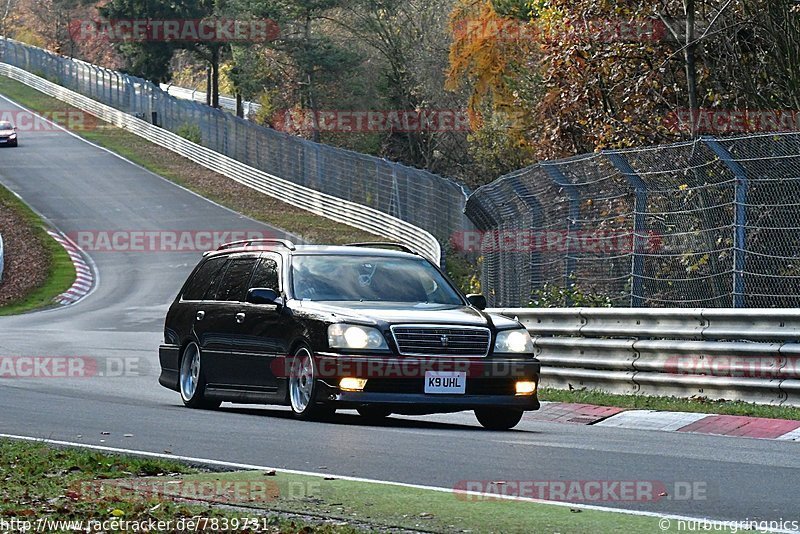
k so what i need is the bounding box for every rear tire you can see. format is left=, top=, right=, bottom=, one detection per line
left=179, top=342, right=221, bottom=410
left=288, top=345, right=334, bottom=420
left=474, top=408, right=523, bottom=430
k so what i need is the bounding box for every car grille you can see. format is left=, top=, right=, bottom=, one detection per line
left=390, top=325, right=491, bottom=357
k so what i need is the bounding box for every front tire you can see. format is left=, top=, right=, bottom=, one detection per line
left=179, top=342, right=220, bottom=409
left=288, top=345, right=334, bottom=420
left=474, top=408, right=523, bottom=430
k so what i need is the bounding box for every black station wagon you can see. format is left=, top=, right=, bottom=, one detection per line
left=158, top=240, right=540, bottom=429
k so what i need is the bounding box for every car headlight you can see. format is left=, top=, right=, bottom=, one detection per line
left=494, top=329, right=534, bottom=353
left=8, top=133, right=16, bottom=139
left=328, top=324, right=388, bottom=350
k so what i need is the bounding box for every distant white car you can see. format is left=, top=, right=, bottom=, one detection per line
left=0, top=121, right=18, bottom=147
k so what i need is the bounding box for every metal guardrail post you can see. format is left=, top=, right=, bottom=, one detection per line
left=541, top=163, right=579, bottom=303
left=606, top=151, right=647, bottom=307
left=0, top=233, right=5, bottom=284
left=703, top=137, right=748, bottom=308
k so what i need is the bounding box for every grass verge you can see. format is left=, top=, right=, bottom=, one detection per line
left=0, top=439, right=356, bottom=533
left=0, top=184, right=74, bottom=315
left=539, top=387, right=800, bottom=420
left=0, top=438, right=726, bottom=534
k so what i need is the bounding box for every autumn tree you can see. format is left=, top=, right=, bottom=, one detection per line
left=100, top=0, right=228, bottom=105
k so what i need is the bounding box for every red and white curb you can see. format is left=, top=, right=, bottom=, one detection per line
left=545, top=404, right=800, bottom=441
left=47, top=230, right=94, bottom=305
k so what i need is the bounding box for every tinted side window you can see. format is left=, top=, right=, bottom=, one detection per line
left=183, top=256, right=226, bottom=301
left=213, top=258, right=259, bottom=301
left=250, top=257, right=279, bottom=291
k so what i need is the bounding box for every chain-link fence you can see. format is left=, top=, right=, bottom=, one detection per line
left=0, top=38, right=470, bottom=254
left=466, top=134, right=800, bottom=308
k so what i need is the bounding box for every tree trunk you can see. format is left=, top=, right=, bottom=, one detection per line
left=211, top=46, right=220, bottom=109
left=305, top=15, right=320, bottom=143
left=684, top=0, right=699, bottom=136
left=205, top=66, right=211, bottom=106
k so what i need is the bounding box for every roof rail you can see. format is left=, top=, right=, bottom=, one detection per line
left=216, top=238, right=296, bottom=251
left=345, top=242, right=419, bottom=255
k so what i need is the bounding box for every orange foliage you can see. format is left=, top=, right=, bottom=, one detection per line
left=448, top=0, right=684, bottom=161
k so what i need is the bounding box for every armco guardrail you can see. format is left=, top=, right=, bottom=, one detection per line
left=489, top=307, right=800, bottom=406
left=0, top=63, right=441, bottom=264
left=0, top=232, right=5, bottom=284
left=159, top=84, right=261, bottom=118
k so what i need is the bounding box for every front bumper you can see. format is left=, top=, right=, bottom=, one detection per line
left=313, top=353, right=540, bottom=414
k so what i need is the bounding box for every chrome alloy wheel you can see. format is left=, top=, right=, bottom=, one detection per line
left=180, top=342, right=201, bottom=402
left=289, top=347, right=315, bottom=414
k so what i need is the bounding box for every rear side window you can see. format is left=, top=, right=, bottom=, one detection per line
left=250, top=257, right=279, bottom=291
left=183, top=256, right=226, bottom=301
left=213, top=258, right=259, bottom=301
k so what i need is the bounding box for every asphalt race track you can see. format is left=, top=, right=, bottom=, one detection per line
left=1, top=93, right=798, bottom=525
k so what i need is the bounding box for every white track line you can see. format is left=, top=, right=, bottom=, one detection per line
left=0, top=433, right=793, bottom=532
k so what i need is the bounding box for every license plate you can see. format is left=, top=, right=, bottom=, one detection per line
left=424, top=371, right=466, bottom=394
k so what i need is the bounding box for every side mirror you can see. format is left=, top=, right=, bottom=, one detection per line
left=246, top=288, right=282, bottom=308
left=466, top=293, right=487, bottom=310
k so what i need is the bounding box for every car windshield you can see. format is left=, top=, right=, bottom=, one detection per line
left=0, top=121, right=13, bottom=129
left=291, top=254, right=463, bottom=304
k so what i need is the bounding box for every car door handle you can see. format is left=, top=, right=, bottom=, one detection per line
left=196, top=311, right=205, bottom=321
left=235, top=312, right=246, bottom=323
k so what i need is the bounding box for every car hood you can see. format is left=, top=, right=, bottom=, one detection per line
left=291, top=301, right=522, bottom=330
left=0, top=129, right=15, bottom=136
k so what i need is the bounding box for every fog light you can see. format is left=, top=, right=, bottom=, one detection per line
left=339, top=377, right=367, bottom=391
left=515, top=381, right=537, bottom=395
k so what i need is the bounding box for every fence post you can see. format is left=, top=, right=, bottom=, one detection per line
left=702, top=137, right=748, bottom=308
left=315, top=144, right=325, bottom=190
left=606, top=151, right=647, bottom=307
left=389, top=164, right=402, bottom=219
left=541, top=163, right=579, bottom=304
